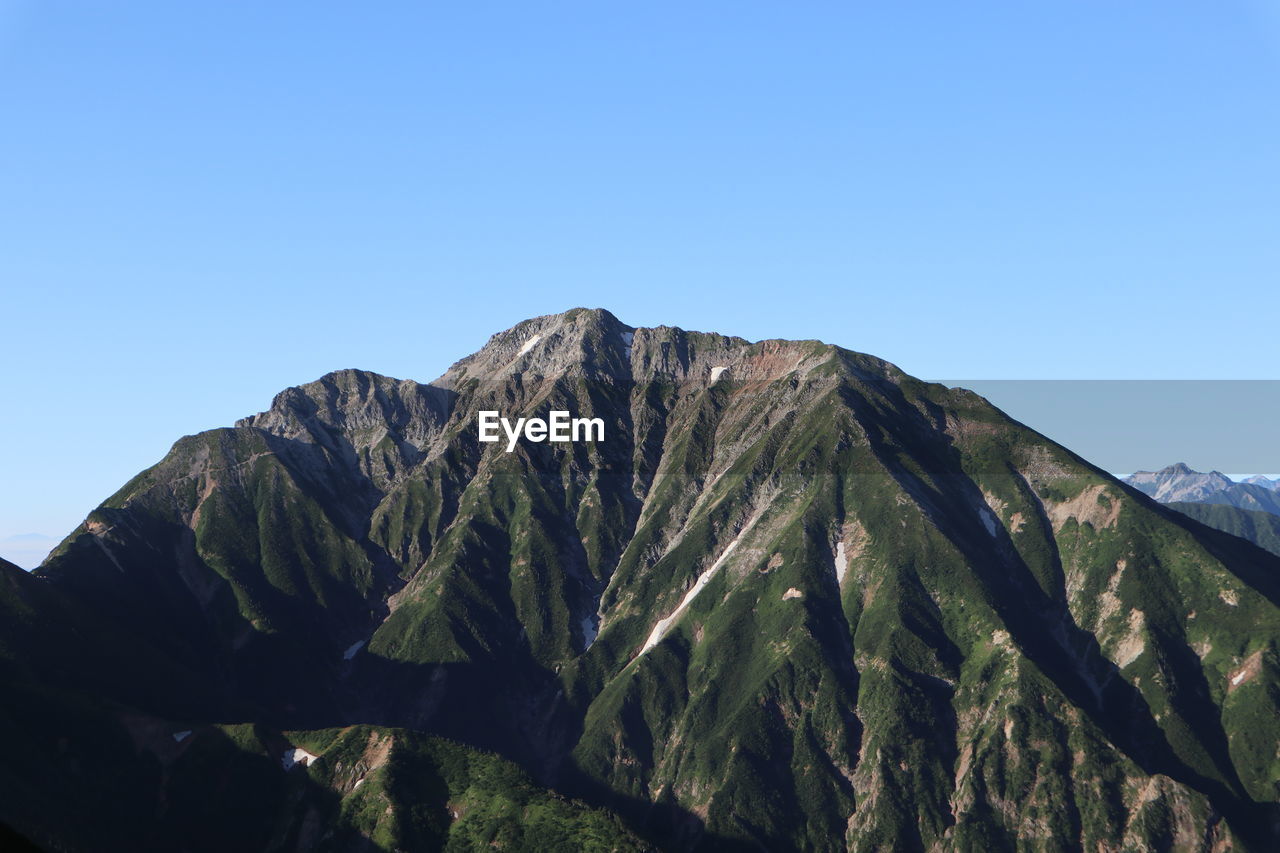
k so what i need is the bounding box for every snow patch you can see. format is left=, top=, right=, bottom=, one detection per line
left=1220, top=589, right=1239, bottom=607
left=979, top=506, right=1000, bottom=537
left=1228, top=650, right=1263, bottom=690
left=172, top=730, right=192, bottom=743
left=782, top=587, right=803, bottom=600
left=709, top=366, right=729, bottom=383
left=343, top=640, right=365, bottom=660
left=640, top=512, right=761, bottom=655
left=516, top=334, right=542, bottom=357
left=352, top=778, right=364, bottom=791
left=282, top=747, right=319, bottom=770
left=835, top=541, right=848, bottom=586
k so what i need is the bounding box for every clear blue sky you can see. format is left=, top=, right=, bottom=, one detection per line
left=3, top=1, right=1279, bottom=556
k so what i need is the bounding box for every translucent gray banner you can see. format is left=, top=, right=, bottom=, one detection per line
left=940, top=380, right=1279, bottom=476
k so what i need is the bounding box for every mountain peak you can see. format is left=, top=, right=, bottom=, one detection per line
left=435, top=307, right=867, bottom=388
left=226, top=310, right=900, bottom=477
left=1243, top=474, right=1279, bottom=491
left=235, top=367, right=451, bottom=478
left=1122, top=463, right=1280, bottom=511
left=437, top=307, right=632, bottom=385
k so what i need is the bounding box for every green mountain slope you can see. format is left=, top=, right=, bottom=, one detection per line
left=1167, top=502, right=1280, bottom=558
left=0, top=558, right=643, bottom=852
left=5, top=308, right=1280, bottom=851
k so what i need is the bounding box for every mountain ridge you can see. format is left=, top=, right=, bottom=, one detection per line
left=8, top=308, right=1280, bottom=851
left=1125, top=464, right=1280, bottom=515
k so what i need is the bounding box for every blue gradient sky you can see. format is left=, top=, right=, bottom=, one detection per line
left=3, top=2, right=1279, bottom=558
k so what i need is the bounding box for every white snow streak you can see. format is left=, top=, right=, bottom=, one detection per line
left=980, top=507, right=1000, bottom=537
left=639, top=515, right=759, bottom=655
left=343, top=640, right=365, bottom=660
left=282, top=747, right=319, bottom=770
left=709, top=366, right=729, bottom=383
left=172, top=730, right=192, bottom=743
left=516, top=334, right=542, bottom=357
left=835, top=541, right=848, bottom=586
left=1231, top=672, right=1246, bottom=686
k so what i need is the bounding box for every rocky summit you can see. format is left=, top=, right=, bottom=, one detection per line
left=2, top=308, right=1278, bottom=851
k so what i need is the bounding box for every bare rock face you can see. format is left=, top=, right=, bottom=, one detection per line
left=1125, top=463, right=1237, bottom=502
left=5, top=308, right=1279, bottom=852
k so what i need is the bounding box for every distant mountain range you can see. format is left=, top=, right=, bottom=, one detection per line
left=1122, top=465, right=1280, bottom=558
left=3, top=310, right=1278, bottom=851
left=1243, top=475, right=1280, bottom=491
left=1125, top=463, right=1280, bottom=515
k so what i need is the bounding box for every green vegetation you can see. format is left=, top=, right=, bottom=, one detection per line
left=3, top=310, right=1277, bottom=851
left=1168, top=501, right=1280, bottom=557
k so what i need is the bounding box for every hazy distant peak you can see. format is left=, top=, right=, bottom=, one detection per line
left=1125, top=463, right=1280, bottom=514
left=1242, top=474, right=1279, bottom=491
left=1124, top=463, right=1232, bottom=501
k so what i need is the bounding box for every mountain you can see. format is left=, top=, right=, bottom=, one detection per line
left=1242, top=476, right=1280, bottom=492
left=1124, top=464, right=1236, bottom=503
left=4, top=308, right=1280, bottom=851
left=1127, top=466, right=1280, bottom=561
left=1125, top=464, right=1280, bottom=515
left=1168, top=503, right=1280, bottom=559
left=0, top=548, right=644, bottom=852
